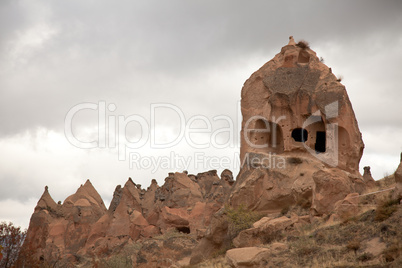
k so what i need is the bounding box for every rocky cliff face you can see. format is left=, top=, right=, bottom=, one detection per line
left=20, top=170, right=233, bottom=266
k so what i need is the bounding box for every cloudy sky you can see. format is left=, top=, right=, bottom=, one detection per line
left=1, top=0, right=401, bottom=228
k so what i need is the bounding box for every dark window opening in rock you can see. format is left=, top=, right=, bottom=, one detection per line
left=176, top=226, right=190, bottom=234
left=315, top=131, right=326, bottom=153
left=291, top=128, right=308, bottom=142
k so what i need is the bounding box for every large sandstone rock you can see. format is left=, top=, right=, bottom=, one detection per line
left=233, top=215, right=299, bottom=248
left=21, top=180, right=108, bottom=265
left=311, top=169, right=353, bottom=215
left=62, top=180, right=107, bottom=255
left=189, top=209, right=229, bottom=265
left=226, top=247, right=270, bottom=268
left=230, top=153, right=318, bottom=212
left=232, top=36, right=366, bottom=215
left=155, top=172, right=203, bottom=207
left=333, top=193, right=360, bottom=221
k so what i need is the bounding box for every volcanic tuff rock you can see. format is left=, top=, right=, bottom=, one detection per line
left=20, top=170, right=233, bottom=266
left=239, top=36, right=364, bottom=172
left=363, top=166, right=377, bottom=189
left=230, top=36, right=367, bottom=215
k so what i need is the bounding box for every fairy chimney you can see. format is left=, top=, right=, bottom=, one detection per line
left=239, top=36, right=364, bottom=173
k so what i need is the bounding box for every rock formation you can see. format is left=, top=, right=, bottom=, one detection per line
left=21, top=37, right=384, bottom=267
left=20, top=170, right=233, bottom=266
left=363, top=166, right=377, bottom=189
left=239, top=36, right=364, bottom=172
left=190, top=37, right=371, bottom=264
left=230, top=36, right=367, bottom=215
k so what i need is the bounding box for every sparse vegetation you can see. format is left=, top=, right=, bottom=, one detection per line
left=291, top=237, right=321, bottom=258
left=99, top=254, right=132, bottom=268
left=377, top=173, right=395, bottom=189
left=346, top=238, right=360, bottom=254
left=215, top=203, right=402, bottom=267
left=375, top=196, right=400, bottom=221
left=296, top=40, right=310, bottom=49
left=154, top=228, right=192, bottom=241
left=280, top=206, right=290, bottom=216
left=357, top=252, right=374, bottom=262
left=225, top=205, right=263, bottom=239
left=336, top=75, right=343, bottom=82
left=382, top=241, right=400, bottom=262
left=288, top=157, right=303, bottom=165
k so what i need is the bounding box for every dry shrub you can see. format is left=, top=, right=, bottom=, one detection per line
left=296, top=197, right=312, bottom=209
left=296, top=40, right=310, bottom=49
left=346, top=239, right=360, bottom=254
left=280, top=206, right=290, bottom=216
left=290, top=237, right=321, bottom=266
left=288, top=157, right=303, bottom=165
left=383, top=242, right=400, bottom=262
left=376, top=174, right=396, bottom=189
left=225, top=205, right=263, bottom=239
left=375, top=197, right=399, bottom=221
left=357, top=252, right=374, bottom=262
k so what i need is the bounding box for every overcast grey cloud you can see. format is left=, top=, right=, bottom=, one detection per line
left=0, top=0, right=402, bottom=228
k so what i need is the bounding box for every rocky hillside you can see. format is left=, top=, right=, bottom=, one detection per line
left=18, top=170, right=234, bottom=267
left=18, top=37, right=402, bottom=267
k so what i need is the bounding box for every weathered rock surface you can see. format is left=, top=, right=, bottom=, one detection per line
left=230, top=153, right=318, bottom=212
left=189, top=208, right=230, bottom=265
left=363, top=166, right=377, bottom=190
left=334, top=192, right=360, bottom=221
left=226, top=247, right=270, bottom=268
left=233, top=215, right=306, bottom=248
left=311, top=168, right=363, bottom=215
left=233, top=216, right=290, bottom=248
